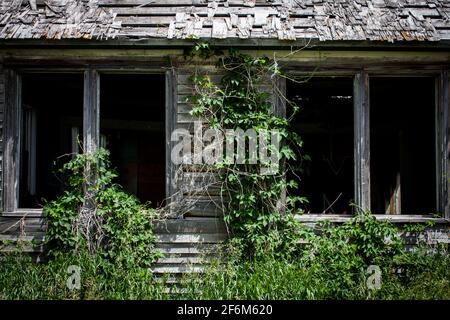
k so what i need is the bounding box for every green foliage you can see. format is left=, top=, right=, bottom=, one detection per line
left=187, top=42, right=307, bottom=258
left=182, top=213, right=450, bottom=300
left=44, top=148, right=161, bottom=269
left=0, top=250, right=167, bottom=300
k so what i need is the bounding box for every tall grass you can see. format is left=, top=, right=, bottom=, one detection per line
left=0, top=250, right=168, bottom=300
left=181, top=248, right=450, bottom=300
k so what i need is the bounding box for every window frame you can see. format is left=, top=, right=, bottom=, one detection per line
left=285, top=68, right=449, bottom=221
left=3, top=66, right=175, bottom=215
left=2, top=62, right=449, bottom=223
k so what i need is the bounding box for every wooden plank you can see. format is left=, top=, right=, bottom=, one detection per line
left=0, top=217, right=45, bottom=234
left=436, top=71, right=450, bottom=219
left=294, top=214, right=449, bottom=224
left=153, top=218, right=227, bottom=234
left=353, top=71, right=370, bottom=212
left=184, top=198, right=224, bottom=217
left=177, top=112, right=205, bottom=123
left=178, top=74, right=222, bottom=85
left=83, top=70, right=100, bottom=154
left=1, top=208, right=43, bottom=217
left=0, top=234, right=45, bottom=242
left=156, top=233, right=227, bottom=243
left=166, top=68, right=177, bottom=212
left=112, top=6, right=313, bottom=16
left=83, top=70, right=99, bottom=214
left=3, top=68, right=20, bottom=213
left=151, top=265, right=204, bottom=274
left=156, top=257, right=211, bottom=264
left=98, top=0, right=287, bottom=7
left=117, top=16, right=315, bottom=28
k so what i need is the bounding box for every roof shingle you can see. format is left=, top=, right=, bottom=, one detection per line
left=1, top=0, right=449, bottom=42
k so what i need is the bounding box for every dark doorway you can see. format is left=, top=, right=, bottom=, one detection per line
left=100, top=74, right=166, bottom=208
left=287, top=77, right=354, bottom=214
left=370, top=77, right=436, bottom=215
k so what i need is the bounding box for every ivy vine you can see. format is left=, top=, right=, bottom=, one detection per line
left=186, top=43, right=309, bottom=258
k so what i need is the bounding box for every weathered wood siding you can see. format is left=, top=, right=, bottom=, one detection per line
left=173, top=63, right=280, bottom=217
left=173, top=66, right=225, bottom=217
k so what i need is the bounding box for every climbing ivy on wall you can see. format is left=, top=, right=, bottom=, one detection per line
left=185, top=43, right=309, bottom=257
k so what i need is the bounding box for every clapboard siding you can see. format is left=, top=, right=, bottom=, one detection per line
left=173, top=64, right=280, bottom=217
left=173, top=67, right=224, bottom=217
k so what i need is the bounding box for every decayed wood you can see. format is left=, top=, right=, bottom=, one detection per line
left=153, top=217, right=227, bottom=234
left=166, top=67, right=177, bottom=210
left=353, top=71, right=370, bottom=212
left=436, top=71, right=450, bottom=219
left=295, top=214, right=449, bottom=224
left=3, top=68, right=20, bottom=213
left=1, top=0, right=450, bottom=42
left=0, top=65, right=4, bottom=212
left=83, top=69, right=99, bottom=154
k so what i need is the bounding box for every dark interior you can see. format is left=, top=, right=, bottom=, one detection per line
left=370, top=77, right=436, bottom=215
left=100, top=74, right=166, bottom=208
left=20, top=73, right=84, bottom=208
left=287, top=77, right=354, bottom=214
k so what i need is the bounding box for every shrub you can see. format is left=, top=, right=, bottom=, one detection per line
left=44, top=148, right=161, bottom=269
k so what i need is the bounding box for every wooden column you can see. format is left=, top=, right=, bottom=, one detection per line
left=165, top=68, right=177, bottom=205
left=354, top=71, right=371, bottom=213
left=436, top=71, right=449, bottom=219
left=83, top=69, right=100, bottom=213
left=83, top=69, right=100, bottom=154
left=3, top=69, right=20, bottom=212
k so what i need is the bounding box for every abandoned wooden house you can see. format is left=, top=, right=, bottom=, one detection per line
left=0, top=0, right=449, bottom=274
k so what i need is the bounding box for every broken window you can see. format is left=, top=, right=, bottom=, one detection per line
left=370, top=77, right=436, bottom=215
left=100, top=74, right=166, bottom=207
left=19, top=73, right=84, bottom=208
left=287, top=77, right=354, bottom=214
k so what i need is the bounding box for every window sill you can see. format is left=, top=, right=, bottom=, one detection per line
left=294, top=214, right=449, bottom=224
left=2, top=211, right=448, bottom=224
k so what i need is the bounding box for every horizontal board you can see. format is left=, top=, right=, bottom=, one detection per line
left=156, top=257, right=211, bottom=264
left=0, top=234, right=45, bottom=242
left=178, top=74, right=223, bottom=85
left=153, top=217, right=227, bottom=234
left=177, top=112, right=206, bottom=123
left=112, top=7, right=314, bottom=17
left=151, top=265, right=204, bottom=274
left=117, top=16, right=315, bottom=28
left=155, top=242, right=222, bottom=252
left=156, top=233, right=227, bottom=243
left=99, top=0, right=289, bottom=7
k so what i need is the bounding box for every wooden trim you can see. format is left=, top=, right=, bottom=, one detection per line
left=166, top=68, right=177, bottom=205
left=83, top=69, right=100, bottom=153
left=274, top=76, right=286, bottom=117
left=3, top=69, right=20, bottom=213
left=3, top=38, right=450, bottom=50
left=274, top=76, right=287, bottom=211
left=437, top=71, right=450, bottom=219
left=353, top=71, right=371, bottom=212
left=295, top=214, right=449, bottom=224
left=2, top=208, right=43, bottom=217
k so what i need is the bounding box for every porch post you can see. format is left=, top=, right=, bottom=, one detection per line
left=354, top=71, right=371, bottom=213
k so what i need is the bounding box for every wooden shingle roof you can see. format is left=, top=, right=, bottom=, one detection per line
left=1, top=0, right=450, bottom=42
